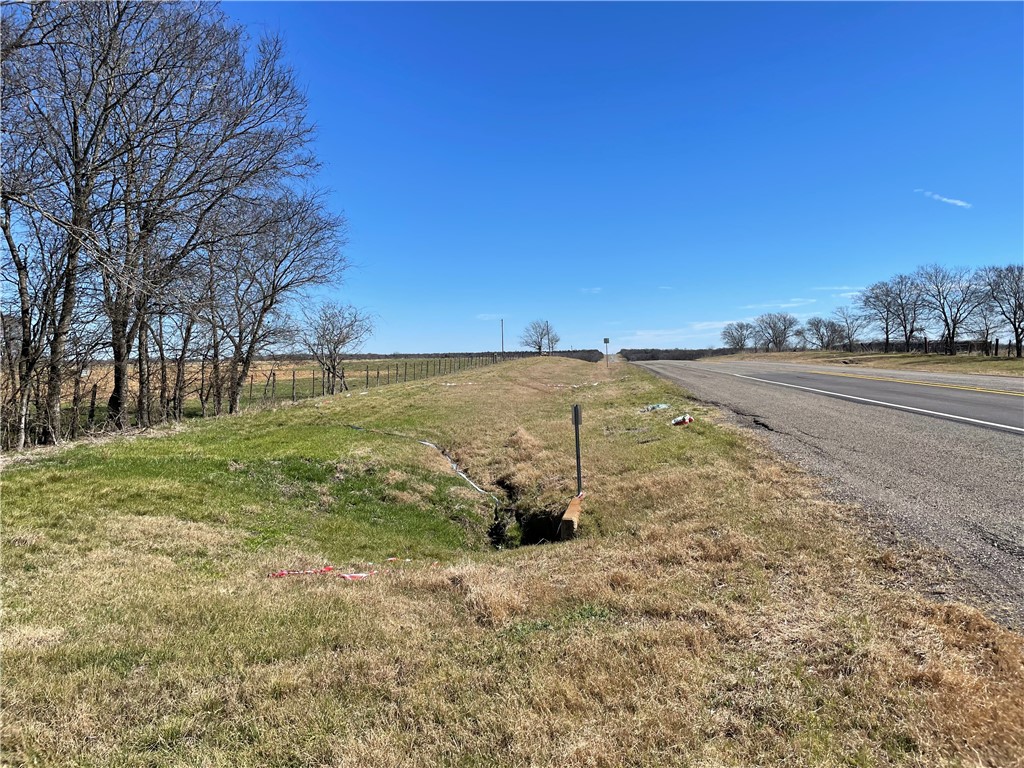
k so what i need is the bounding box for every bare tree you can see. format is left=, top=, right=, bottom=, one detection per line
left=791, top=325, right=809, bottom=351
left=720, top=321, right=755, bottom=350
left=0, top=1, right=141, bottom=442
left=802, top=316, right=844, bottom=350
left=963, top=297, right=1005, bottom=356
left=214, top=193, right=347, bottom=413
left=915, top=264, right=984, bottom=355
left=521, top=319, right=559, bottom=354
left=0, top=1, right=75, bottom=60
left=1, top=203, right=61, bottom=448
left=90, top=4, right=316, bottom=428
left=302, top=302, right=373, bottom=394
left=0, top=1, right=352, bottom=448
left=888, top=274, right=926, bottom=352
left=858, top=282, right=896, bottom=353
left=754, top=313, right=799, bottom=352
left=978, top=265, right=1024, bottom=357
left=832, top=306, right=869, bottom=352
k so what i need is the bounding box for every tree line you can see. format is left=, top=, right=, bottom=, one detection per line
left=721, top=264, right=1023, bottom=357
left=1, top=2, right=367, bottom=451
left=618, top=348, right=735, bottom=362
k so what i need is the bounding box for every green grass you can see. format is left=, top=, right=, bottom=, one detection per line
left=7, top=406, right=491, bottom=567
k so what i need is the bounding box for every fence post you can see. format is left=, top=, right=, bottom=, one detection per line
left=248, top=375, right=254, bottom=407
left=292, top=370, right=296, bottom=402
left=376, top=368, right=380, bottom=387
left=572, top=404, right=583, bottom=496
left=271, top=371, right=276, bottom=403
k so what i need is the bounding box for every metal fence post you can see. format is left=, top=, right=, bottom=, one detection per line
left=572, top=404, right=583, bottom=496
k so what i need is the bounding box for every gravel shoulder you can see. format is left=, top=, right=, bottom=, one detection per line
left=639, top=360, right=1024, bottom=628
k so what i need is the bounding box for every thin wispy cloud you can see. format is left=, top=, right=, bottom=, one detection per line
left=812, top=285, right=863, bottom=291
left=658, top=286, right=674, bottom=291
left=740, top=298, right=816, bottom=310
left=836, top=291, right=861, bottom=299
left=580, top=287, right=602, bottom=295
left=914, top=189, right=972, bottom=209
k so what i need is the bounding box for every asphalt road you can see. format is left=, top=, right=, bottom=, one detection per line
left=638, top=359, right=1024, bottom=627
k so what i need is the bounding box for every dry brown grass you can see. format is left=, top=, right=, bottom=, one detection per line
left=2, top=357, right=1022, bottom=766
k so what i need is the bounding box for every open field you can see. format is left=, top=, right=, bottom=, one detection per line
left=2, top=358, right=1022, bottom=766
left=76, top=354, right=504, bottom=411
left=703, top=350, right=1024, bottom=377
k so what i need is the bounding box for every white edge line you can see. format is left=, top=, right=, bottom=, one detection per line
left=732, top=373, right=1024, bottom=435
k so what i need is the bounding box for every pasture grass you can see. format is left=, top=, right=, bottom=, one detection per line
left=706, top=350, right=1024, bottom=377
left=2, top=357, right=1022, bottom=766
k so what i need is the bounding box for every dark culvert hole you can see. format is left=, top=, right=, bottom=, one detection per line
left=488, top=476, right=564, bottom=548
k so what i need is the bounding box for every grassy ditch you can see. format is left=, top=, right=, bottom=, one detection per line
left=2, top=357, right=1022, bottom=766
left=705, top=350, right=1024, bottom=377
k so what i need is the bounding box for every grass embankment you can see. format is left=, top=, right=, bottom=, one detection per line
left=705, top=350, right=1024, bottom=377
left=2, top=358, right=1022, bottom=766
left=45, top=355, right=498, bottom=436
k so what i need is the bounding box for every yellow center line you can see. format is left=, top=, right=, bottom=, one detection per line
left=806, top=370, right=1024, bottom=397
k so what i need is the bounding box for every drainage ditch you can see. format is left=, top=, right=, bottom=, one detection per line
left=343, top=424, right=564, bottom=548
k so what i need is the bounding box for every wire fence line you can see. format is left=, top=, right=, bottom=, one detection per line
left=2, top=353, right=532, bottom=450
left=236, top=353, right=532, bottom=407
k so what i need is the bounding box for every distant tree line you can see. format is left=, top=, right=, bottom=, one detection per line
left=0, top=2, right=366, bottom=451
left=551, top=349, right=605, bottom=363
left=721, top=264, right=1023, bottom=357
left=619, top=348, right=736, bottom=362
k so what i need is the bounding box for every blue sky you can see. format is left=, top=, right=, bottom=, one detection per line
left=225, top=2, right=1023, bottom=353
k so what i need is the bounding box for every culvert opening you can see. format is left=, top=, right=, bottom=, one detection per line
left=486, top=502, right=564, bottom=548
left=515, top=507, right=565, bottom=545
left=491, top=475, right=565, bottom=547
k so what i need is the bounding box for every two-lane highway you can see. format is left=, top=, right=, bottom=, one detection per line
left=639, top=359, right=1024, bottom=626
left=723, top=365, right=1023, bottom=433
